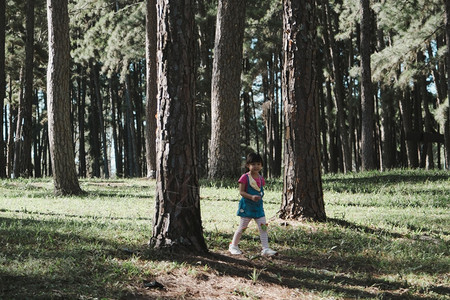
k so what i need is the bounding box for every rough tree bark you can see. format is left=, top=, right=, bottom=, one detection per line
left=444, top=0, right=450, bottom=169
left=208, top=0, right=246, bottom=179
left=47, top=0, right=82, bottom=195
left=279, top=0, right=326, bottom=221
left=324, top=1, right=352, bottom=173
left=150, top=0, right=207, bottom=253
left=360, top=0, right=375, bottom=170
left=20, top=0, right=35, bottom=177
left=0, top=0, right=5, bottom=178
left=144, top=0, right=157, bottom=179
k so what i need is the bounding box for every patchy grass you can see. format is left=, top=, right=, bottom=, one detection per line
left=0, top=169, right=449, bottom=299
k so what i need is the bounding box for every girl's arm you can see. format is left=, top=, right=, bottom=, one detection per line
left=239, top=182, right=261, bottom=202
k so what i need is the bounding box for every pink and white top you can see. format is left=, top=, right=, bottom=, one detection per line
left=238, top=173, right=265, bottom=191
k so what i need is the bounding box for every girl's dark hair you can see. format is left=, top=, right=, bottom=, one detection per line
left=246, top=153, right=263, bottom=166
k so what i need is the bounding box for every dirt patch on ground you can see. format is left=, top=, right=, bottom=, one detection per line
left=125, top=250, right=315, bottom=299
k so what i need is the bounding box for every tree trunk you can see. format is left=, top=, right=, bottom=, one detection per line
left=110, top=78, right=122, bottom=177
left=150, top=0, right=207, bottom=253
left=88, top=59, right=101, bottom=177
left=0, top=0, right=5, bottom=178
left=144, top=0, right=157, bottom=179
left=416, top=51, right=434, bottom=169
left=17, top=0, right=35, bottom=177
left=132, top=64, right=143, bottom=177
left=251, top=92, right=261, bottom=154
left=195, top=0, right=215, bottom=177
left=399, top=88, right=419, bottom=167
left=13, top=68, right=24, bottom=178
left=33, top=92, right=41, bottom=177
left=209, top=0, right=246, bottom=179
left=7, top=83, right=16, bottom=177
left=92, top=63, right=109, bottom=178
left=324, top=1, right=352, bottom=173
left=320, top=2, right=338, bottom=173
left=360, top=0, right=375, bottom=170
left=444, top=0, right=450, bottom=169
left=279, top=0, right=326, bottom=221
left=377, top=26, right=396, bottom=170
left=77, top=65, right=87, bottom=177
left=125, top=74, right=138, bottom=177
left=46, top=0, right=82, bottom=195
left=273, top=65, right=282, bottom=178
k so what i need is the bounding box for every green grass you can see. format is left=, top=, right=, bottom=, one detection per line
left=0, top=169, right=449, bottom=299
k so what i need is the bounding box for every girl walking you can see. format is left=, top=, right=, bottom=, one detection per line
left=228, top=153, right=277, bottom=256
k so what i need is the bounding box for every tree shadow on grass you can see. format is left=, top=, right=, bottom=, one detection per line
left=328, top=217, right=450, bottom=240
left=135, top=246, right=445, bottom=300
left=133, top=222, right=449, bottom=300
left=323, top=171, right=450, bottom=194
left=1, top=215, right=448, bottom=299
left=0, top=216, right=147, bottom=299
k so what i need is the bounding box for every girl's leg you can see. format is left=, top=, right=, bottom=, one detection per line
left=231, top=217, right=252, bottom=246
left=255, top=217, right=269, bottom=249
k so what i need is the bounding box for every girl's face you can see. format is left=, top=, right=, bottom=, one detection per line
left=247, top=162, right=262, bottom=173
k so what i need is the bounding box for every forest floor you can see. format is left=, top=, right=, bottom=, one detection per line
left=0, top=169, right=449, bottom=299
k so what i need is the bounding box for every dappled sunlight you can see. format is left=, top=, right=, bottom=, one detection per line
left=1, top=171, right=449, bottom=299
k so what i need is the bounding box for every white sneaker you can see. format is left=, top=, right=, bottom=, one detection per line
left=261, top=248, right=277, bottom=256
left=228, top=244, right=242, bottom=255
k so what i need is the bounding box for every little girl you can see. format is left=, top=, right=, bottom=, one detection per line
left=228, top=153, right=277, bottom=256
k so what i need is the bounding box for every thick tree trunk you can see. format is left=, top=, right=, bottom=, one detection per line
left=279, top=0, right=326, bottom=221
left=0, top=0, right=5, bottom=178
left=150, top=0, right=207, bottom=253
left=208, top=0, right=246, bottom=179
left=144, top=0, right=157, bottom=179
left=46, top=0, right=82, bottom=195
left=360, top=0, right=375, bottom=170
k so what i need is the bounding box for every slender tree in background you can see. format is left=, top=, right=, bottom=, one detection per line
left=360, top=0, right=375, bottom=170
left=1, top=0, right=448, bottom=178
left=445, top=0, right=450, bottom=169
left=13, top=0, right=34, bottom=178
left=323, top=1, right=352, bottom=173
left=144, top=0, right=157, bottom=179
left=150, top=0, right=207, bottom=253
left=47, top=0, right=82, bottom=195
left=208, top=0, right=246, bottom=179
left=0, top=0, right=5, bottom=178
left=279, top=0, right=326, bottom=221
left=22, top=0, right=34, bottom=177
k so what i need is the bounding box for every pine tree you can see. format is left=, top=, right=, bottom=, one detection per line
left=279, top=0, right=326, bottom=221
left=209, top=0, right=246, bottom=179
left=150, top=0, right=207, bottom=253
left=47, top=0, right=82, bottom=195
left=360, top=0, right=375, bottom=170
left=0, top=0, right=5, bottom=178
left=144, top=0, right=157, bottom=179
